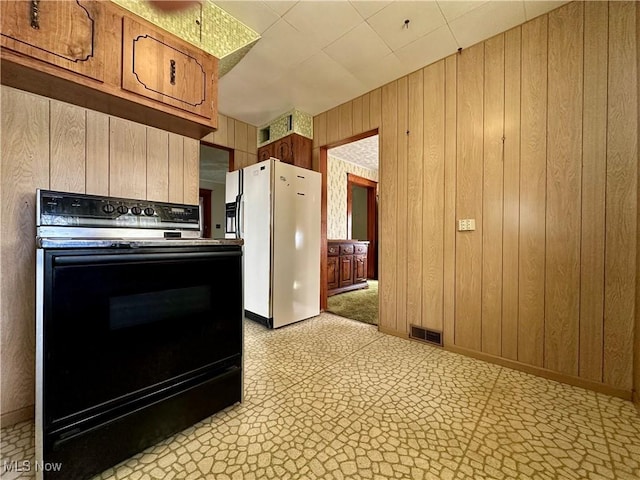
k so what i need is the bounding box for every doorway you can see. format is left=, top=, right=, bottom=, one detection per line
left=346, top=174, right=378, bottom=279
left=199, top=143, right=233, bottom=238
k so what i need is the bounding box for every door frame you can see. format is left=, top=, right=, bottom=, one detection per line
left=346, top=173, right=378, bottom=279
left=199, top=189, right=212, bottom=238
left=319, top=128, right=379, bottom=311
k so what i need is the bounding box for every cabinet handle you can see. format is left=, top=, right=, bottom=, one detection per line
left=31, top=0, right=40, bottom=29
left=170, top=59, right=176, bottom=85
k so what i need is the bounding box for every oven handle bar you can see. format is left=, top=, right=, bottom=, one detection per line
left=53, top=250, right=241, bottom=266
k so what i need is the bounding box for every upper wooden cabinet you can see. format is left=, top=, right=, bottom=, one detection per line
left=122, top=17, right=214, bottom=120
left=0, top=1, right=218, bottom=138
left=1, top=0, right=105, bottom=82
left=257, top=133, right=312, bottom=169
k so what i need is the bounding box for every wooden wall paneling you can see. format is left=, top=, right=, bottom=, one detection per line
left=314, top=112, right=327, bottom=148
left=247, top=153, right=257, bottom=167
left=168, top=133, right=184, bottom=203
left=247, top=125, right=257, bottom=155
left=362, top=93, right=371, bottom=132
left=379, top=81, right=398, bottom=331
left=443, top=55, right=457, bottom=346
left=636, top=0, right=640, bottom=407
left=407, top=71, right=423, bottom=330
left=327, top=107, right=340, bottom=145
left=226, top=119, right=236, bottom=150
left=580, top=1, right=607, bottom=382
left=0, top=88, right=49, bottom=418
left=518, top=15, right=548, bottom=368
left=454, top=43, right=484, bottom=351
left=604, top=1, right=637, bottom=390
left=109, top=117, right=146, bottom=199
left=212, top=114, right=228, bottom=147
left=396, top=77, right=408, bottom=335
left=146, top=127, right=169, bottom=202
left=234, top=120, right=248, bottom=153
left=183, top=138, right=199, bottom=205
left=85, top=110, right=110, bottom=196
left=50, top=102, right=85, bottom=193
left=352, top=96, right=363, bottom=135
left=369, top=88, right=382, bottom=129
left=339, top=102, right=353, bottom=140
left=481, top=34, right=505, bottom=357
left=422, top=62, right=445, bottom=332
left=236, top=151, right=248, bottom=170
left=545, top=2, right=583, bottom=376
left=502, top=27, right=522, bottom=361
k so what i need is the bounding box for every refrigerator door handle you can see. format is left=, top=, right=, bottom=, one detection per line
left=235, top=194, right=242, bottom=239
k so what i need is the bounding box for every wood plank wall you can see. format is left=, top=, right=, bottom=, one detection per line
left=313, top=1, right=638, bottom=395
left=0, top=86, right=201, bottom=424
left=201, top=114, right=258, bottom=169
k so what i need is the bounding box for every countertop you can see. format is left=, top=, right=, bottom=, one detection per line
left=36, top=237, right=244, bottom=249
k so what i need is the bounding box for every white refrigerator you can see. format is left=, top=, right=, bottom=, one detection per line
left=225, top=158, right=321, bottom=328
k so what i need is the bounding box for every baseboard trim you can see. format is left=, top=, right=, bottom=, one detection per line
left=375, top=326, right=631, bottom=401
left=1, top=405, right=34, bottom=428
left=378, top=326, right=408, bottom=339
left=445, top=344, right=632, bottom=401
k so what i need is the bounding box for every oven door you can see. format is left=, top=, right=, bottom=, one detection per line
left=40, top=245, right=242, bottom=432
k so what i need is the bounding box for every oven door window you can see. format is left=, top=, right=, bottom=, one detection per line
left=44, top=247, right=242, bottom=426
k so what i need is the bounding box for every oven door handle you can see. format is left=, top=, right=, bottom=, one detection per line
left=53, top=250, right=241, bottom=266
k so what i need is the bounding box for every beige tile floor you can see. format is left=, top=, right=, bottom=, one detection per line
left=2, top=313, right=640, bottom=480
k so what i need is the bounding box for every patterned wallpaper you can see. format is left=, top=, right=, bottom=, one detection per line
left=327, top=155, right=378, bottom=240
left=257, top=109, right=313, bottom=147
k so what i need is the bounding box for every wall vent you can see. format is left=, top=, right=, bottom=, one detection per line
left=409, top=325, right=442, bottom=347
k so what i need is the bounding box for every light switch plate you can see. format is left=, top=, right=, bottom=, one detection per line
left=458, top=219, right=476, bottom=231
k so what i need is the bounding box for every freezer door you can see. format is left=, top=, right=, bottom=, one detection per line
left=242, top=161, right=273, bottom=320
left=271, top=162, right=321, bottom=328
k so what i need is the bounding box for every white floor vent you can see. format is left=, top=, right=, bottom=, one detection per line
left=409, top=325, right=443, bottom=346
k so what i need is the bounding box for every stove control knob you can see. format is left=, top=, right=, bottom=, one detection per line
left=103, top=204, right=115, bottom=214
left=131, top=206, right=143, bottom=216
left=117, top=205, right=128, bottom=215
left=143, top=207, right=155, bottom=216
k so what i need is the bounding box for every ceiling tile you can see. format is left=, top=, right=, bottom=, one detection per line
left=448, top=0, right=525, bottom=48
left=265, top=1, right=298, bottom=16
left=367, top=1, right=447, bottom=51
left=524, top=0, right=568, bottom=20
left=213, top=1, right=280, bottom=34
left=436, top=0, right=489, bottom=22
left=282, top=1, right=364, bottom=48
left=256, top=19, right=319, bottom=69
left=394, top=24, right=459, bottom=73
left=349, top=1, right=392, bottom=20
left=323, top=22, right=392, bottom=75
left=350, top=51, right=408, bottom=91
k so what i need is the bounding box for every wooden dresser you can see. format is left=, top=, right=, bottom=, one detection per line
left=327, top=240, right=369, bottom=296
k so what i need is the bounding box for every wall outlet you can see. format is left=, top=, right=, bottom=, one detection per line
left=458, top=219, right=476, bottom=231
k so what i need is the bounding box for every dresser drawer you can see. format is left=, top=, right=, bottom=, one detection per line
left=328, top=245, right=339, bottom=256
left=340, top=244, right=354, bottom=255
left=355, top=243, right=368, bottom=254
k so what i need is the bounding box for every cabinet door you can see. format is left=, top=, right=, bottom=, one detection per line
left=257, top=144, right=274, bottom=162
left=339, top=255, right=353, bottom=287
left=274, top=136, right=294, bottom=164
left=1, top=0, right=105, bottom=81
left=354, top=254, right=367, bottom=283
left=327, top=256, right=339, bottom=291
left=122, top=16, right=215, bottom=119
left=292, top=134, right=312, bottom=170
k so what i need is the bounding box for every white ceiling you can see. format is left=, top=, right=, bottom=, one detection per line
left=330, top=135, right=380, bottom=171
left=214, top=0, right=568, bottom=127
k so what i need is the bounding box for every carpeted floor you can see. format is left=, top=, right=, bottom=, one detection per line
left=326, top=280, right=378, bottom=325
